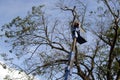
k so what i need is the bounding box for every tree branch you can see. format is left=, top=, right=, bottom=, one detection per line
left=104, top=0, right=117, bottom=18
left=27, top=59, right=68, bottom=75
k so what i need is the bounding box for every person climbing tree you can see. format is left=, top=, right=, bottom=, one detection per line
left=71, top=22, right=86, bottom=44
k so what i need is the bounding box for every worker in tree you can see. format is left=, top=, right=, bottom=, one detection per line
left=71, top=21, right=86, bottom=44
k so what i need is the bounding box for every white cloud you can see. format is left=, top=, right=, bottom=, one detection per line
left=0, top=64, right=8, bottom=79
left=0, top=61, right=39, bottom=80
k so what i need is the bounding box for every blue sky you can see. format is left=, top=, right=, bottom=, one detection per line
left=0, top=0, right=57, bottom=79
left=0, top=0, right=100, bottom=79
left=0, top=0, right=58, bottom=55
left=0, top=0, right=99, bottom=26
left=0, top=0, right=56, bottom=26
left=0, top=0, right=99, bottom=67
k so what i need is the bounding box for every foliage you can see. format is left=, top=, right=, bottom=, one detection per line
left=0, top=0, right=120, bottom=80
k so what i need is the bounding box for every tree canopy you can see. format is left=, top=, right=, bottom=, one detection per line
left=0, top=0, right=120, bottom=80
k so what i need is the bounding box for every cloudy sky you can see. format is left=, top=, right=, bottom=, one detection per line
left=0, top=0, right=99, bottom=79
left=0, top=0, right=57, bottom=79
left=0, top=0, right=98, bottom=26
left=0, top=61, right=39, bottom=80
left=0, top=0, right=56, bottom=26
left=0, top=0, right=58, bottom=54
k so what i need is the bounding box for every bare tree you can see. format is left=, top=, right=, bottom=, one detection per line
left=0, top=0, right=120, bottom=80
left=90, top=0, right=120, bottom=80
